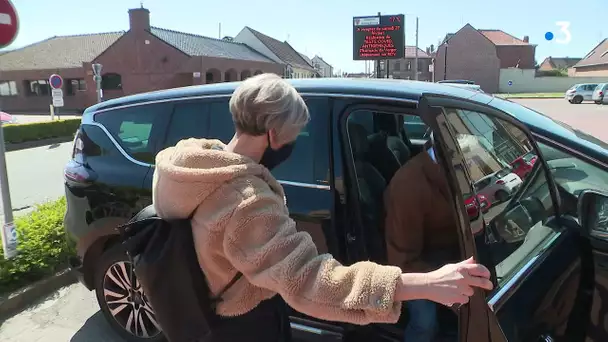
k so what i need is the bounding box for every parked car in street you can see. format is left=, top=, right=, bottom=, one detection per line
left=464, top=193, right=491, bottom=219
left=510, top=153, right=537, bottom=180
left=592, top=83, right=608, bottom=104
left=565, top=83, right=599, bottom=104
left=0, top=111, right=17, bottom=124
left=473, top=168, right=523, bottom=203
left=64, top=78, right=608, bottom=342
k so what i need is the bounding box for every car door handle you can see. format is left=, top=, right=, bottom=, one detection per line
left=539, top=334, right=554, bottom=342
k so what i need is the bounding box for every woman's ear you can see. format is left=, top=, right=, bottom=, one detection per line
left=268, top=128, right=279, bottom=149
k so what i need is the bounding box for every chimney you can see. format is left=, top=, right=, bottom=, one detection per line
left=523, top=35, right=529, bottom=43
left=128, top=7, right=150, bottom=31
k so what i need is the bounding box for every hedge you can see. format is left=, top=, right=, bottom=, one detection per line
left=3, top=119, right=81, bottom=144
left=0, top=197, right=74, bottom=294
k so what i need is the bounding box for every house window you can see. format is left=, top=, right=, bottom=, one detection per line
left=0, top=81, right=18, bottom=96
left=66, top=79, right=87, bottom=95
left=102, top=73, right=122, bottom=90
left=24, top=80, right=50, bottom=96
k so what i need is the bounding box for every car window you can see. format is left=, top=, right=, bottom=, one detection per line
left=208, top=101, right=235, bottom=143
left=403, top=114, right=428, bottom=140
left=95, top=103, right=171, bottom=163
left=496, top=168, right=511, bottom=178
left=272, top=97, right=326, bottom=184
left=442, top=107, right=558, bottom=289
left=537, top=141, right=608, bottom=217
left=164, top=101, right=210, bottom=148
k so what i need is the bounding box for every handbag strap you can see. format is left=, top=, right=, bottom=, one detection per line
left=212, top=272, right=243, bottom=302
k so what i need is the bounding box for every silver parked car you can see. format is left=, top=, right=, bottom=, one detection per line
left=592, top=83, right=608, bottom=104
left=565, top=83, right=599, bottom=104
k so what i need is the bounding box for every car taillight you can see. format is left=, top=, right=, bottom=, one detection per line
left=600, top=91, right=604, bottom=96
left=496, top=180, right=505, bottom=185
left=71, top=130, right=84, bottom=160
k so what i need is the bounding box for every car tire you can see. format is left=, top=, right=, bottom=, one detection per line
left=95, top=245, right=166, bottom=342
left=495, top=190, right=509, bottom=203
left=595, top=101, right=601, bottom=104
left=573, top=96, right=583, bottom=104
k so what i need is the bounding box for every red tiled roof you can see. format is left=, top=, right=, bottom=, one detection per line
left=574, top=38, right=608, bottom=68
left=478, top=30, right=529, bottom=45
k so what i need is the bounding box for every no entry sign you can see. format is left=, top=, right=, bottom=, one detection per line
left=0, top=0, right=18, bottom=48
left=49, top=74, right=63, bottom=89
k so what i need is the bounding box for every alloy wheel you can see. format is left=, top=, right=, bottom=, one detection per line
left=103, top=261, right=162, bottom=339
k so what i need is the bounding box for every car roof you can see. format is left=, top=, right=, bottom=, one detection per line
left=85, top=78, right=607, bottom=163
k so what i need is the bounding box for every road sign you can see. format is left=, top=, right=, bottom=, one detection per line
left=52, top=97, right=64, bottom=107
left=51, top=88, right=63, bottom=98
left=49, top=74, right=63, bottom=89
left=0, top=0, right=18, bottom=49
left=508, top=80, right=513, bottom=86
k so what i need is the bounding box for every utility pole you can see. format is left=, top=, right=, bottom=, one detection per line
left=218, top=23, right=221, bottom=39
left=414, top=17, right=419, bottom=81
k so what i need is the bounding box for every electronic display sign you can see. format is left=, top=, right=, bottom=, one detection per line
left=353, top=14, right=405, bottom=60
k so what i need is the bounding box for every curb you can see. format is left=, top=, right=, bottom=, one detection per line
left=5, top=136, right=74, bottom=152
left=0, top=269, right=77, bottom=320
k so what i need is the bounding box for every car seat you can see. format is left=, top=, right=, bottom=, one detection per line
left=367, top=114, right=412, bottom=182
left=347, top=122, right=388, bottom=263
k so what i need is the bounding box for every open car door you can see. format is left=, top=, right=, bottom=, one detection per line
left=418, top=94, right=587, bottom=342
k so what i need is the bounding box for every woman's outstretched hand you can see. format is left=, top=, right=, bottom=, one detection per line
left=396, top=257, right=494, bottom=307
left=423, top=257, right=493, bottom=306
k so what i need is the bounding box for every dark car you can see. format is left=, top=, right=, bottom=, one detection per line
left=64, top=78, right=608, bottom=342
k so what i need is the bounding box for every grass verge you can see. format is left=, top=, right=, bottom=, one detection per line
left=0, top=197, right=73, bottom=294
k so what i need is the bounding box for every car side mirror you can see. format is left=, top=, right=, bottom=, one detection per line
left=490, top=196, right=545, bottom=244
left=578, top=190, right=608, bottom=237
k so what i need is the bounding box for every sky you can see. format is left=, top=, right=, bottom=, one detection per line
left=3, top=0, right=606, bottom=73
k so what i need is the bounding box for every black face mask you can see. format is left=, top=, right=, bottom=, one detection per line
left=259, top=133, right=296, bottom=170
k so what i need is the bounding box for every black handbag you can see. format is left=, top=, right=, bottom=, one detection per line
left=117, top=205, right=242, bottom=342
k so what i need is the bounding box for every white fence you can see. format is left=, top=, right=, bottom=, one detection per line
left=498, top=68, right=608, bottom=93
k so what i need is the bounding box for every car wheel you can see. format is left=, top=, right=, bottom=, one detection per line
left=95, top=245, right=166, bottom=342
left=595, top=101, right=601, bottom=104
left=495, top=190, right=509, bottom=203
left=573, top=96, right=583, bottom=104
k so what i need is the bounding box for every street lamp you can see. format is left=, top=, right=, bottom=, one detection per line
left=92, top=63, right=103, bottom=103
left=443, top=41, right=449, bottom=81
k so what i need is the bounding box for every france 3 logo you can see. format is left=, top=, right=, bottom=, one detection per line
left=545, top=21, right=571, bottom=44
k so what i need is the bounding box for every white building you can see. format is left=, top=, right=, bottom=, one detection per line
left=312, top=55, right=334, bottom=78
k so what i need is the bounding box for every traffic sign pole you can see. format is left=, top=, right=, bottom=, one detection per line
left=0, top=120, right=17, bottom=259
left=0, top=0, right=19, bottom=259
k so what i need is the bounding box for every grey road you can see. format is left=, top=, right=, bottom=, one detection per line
left=0, top=142, right=72, bottom=219
left=510, top=99, right=608, bottom=143
left=0, top=98, right=607, bottom=341
left=0, top=284, right=123, bottom=342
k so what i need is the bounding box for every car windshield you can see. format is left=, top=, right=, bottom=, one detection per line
left=496, top=168, right=511, bottom=178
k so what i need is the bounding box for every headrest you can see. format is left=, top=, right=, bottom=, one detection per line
left=348, top=122, right=369, bottom=157
left=375, top=114, right=399, bottom=135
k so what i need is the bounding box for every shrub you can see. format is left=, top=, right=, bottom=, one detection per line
left=0, top=197, right=74, bottom=294
left=3, top=119, right=81, bottom=144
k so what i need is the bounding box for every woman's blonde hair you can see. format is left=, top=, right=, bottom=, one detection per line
left=229, top=73, right=310, bottom=143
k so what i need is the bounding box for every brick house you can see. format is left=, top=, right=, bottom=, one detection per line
left=0, top=7, right=282, bottom=113
left=381, top=46, right=433, bottom=81
left=434, top=24, right=536, bottom=93
left=234, top=27, right=319, bottom=78
left=538, top=57, right=581, bottom=71
left=571, top=38, right=608, bottom=76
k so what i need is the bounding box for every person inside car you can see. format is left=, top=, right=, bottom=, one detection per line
left=152, top=73, right=492, bottom=341
left=384, top=132, right=461, bottom=342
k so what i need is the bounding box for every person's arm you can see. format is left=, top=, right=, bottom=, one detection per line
left=223, top=189, right=404, bottom=325
left=384, top=167, right=432, bottom=273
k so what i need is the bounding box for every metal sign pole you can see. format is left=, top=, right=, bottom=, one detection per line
left=0, top=120, right=17, bottom=259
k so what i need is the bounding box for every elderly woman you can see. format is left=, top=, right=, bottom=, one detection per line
left=152, top=73, right=493, bottom=341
